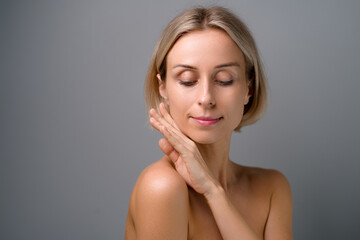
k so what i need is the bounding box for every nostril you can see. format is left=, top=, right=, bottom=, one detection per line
left=198, top=82, right=216, bottom=107
left=198, top=99, right=215, bottom=107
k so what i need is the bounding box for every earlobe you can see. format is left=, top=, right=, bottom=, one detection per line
left=244, top=93, right=251, bottom=105
left=157, top=74, right=168, bottom=101
left=244, top=80, right=253, bottom=105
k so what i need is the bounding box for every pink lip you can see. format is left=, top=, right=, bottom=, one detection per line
left=192, top=116, right=222, bottom=126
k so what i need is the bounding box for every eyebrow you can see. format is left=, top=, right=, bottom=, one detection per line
left=215, top=62, right=240, bottom=69
left=173, top=64, right=196, bottom=70
left=173, top=62, right=241, bottom=70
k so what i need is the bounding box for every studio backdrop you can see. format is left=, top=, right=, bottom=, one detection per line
left=1, top=0, right=359, bottom=239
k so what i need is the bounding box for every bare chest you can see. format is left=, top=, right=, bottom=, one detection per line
left=187, top=188, right=271, bottom=240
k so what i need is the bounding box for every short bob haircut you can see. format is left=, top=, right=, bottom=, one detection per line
left=145, top=6, right=267, bottom=131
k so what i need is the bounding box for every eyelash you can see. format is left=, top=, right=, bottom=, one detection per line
left=216, top=80, right=234, bottom=86
left=179, top=81, right=196, bottom=86
left=179, top=80, right=234, bottom=86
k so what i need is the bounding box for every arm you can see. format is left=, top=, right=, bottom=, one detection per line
left=263, top=171, right=293, bottom=240
left=205, top=170, right=293, bottom=240
left=132, top=162, right=189, bottom=240
left=150, top=103, right=293, bottom=240
left=205, top=184, right=261, bottom=240
left=150, top=103, right=260, bottom=239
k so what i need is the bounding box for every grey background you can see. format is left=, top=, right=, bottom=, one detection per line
left=1, top=0, right=359, bottom=239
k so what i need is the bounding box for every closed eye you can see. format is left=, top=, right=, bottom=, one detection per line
left=216, top=80, right=233, bottom=86
left=179, top=81, right=197, bottom=86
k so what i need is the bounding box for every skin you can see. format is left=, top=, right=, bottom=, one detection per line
left=125, top=29, right=293, bottom=240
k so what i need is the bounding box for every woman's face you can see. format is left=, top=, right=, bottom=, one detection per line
left=159, top=29, right=250, bottom=144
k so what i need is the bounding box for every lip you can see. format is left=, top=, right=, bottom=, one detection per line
left=191, top=116, right=222, bottom=126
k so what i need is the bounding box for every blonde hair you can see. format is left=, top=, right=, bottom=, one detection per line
left=145, top=6, right=267, bottom=131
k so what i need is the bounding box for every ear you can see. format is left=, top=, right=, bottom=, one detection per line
left=157, top=74, right=168, bottom=102
left=244, top=79, right=253, bottom=105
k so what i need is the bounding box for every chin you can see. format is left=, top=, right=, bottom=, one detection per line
left=184, top=130, right=225, bottom=145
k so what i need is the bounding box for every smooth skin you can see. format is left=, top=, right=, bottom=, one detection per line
left=125, top=29, right=293, bottom=240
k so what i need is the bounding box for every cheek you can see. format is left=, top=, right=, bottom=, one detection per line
left=165, top=86, right=192, bottom=122
left=168, top=100, right=192, bottom=134
left=229, top=101, right=245, bottom=126
left=168, top=99, right=185, bottom=118
left=225, top=91, right=247, bottom=128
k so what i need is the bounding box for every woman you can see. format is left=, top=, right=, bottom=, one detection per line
left=125, top=6, right=293, bottom=240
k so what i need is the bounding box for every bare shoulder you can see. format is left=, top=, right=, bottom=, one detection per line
left=236, top=163, right=291, bottom=194
left=127, top=157, right=189, bottom=239
left=234, top=164, right=293, bottom=239
left=134, top=156, right=188, bottom=198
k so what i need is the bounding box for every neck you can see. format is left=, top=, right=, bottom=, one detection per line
left=196, top=134, right=234, bottom=191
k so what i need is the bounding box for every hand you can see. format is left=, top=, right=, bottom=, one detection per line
left=149, top=103, right=218, bottom=196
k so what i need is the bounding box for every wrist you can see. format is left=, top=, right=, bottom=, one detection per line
left=203, top=181, right=226, bottom=202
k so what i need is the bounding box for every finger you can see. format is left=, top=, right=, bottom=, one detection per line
left=150, top=117, right=176, bottom=142
left=158, top=138, right=180, bottom=163
left=150, top=109, right=176, bottom=139
left=161, top=125, right=190, bottom=155
left=149, top=108, right=158, bottom=118
left=151, top=107, right=197, bottom=154
left=149, top=116, right=161, bottom=132
left=152, top=107, right=198, bottom=154
left=151, top=104, right=181, bottom=136
left=165, top=122, right=196, bottom=147
left=150, top=108, right=172, bottom=129
left=159, top=103, right=180, bottom=130
left=149, top=108, right=173, bottom=134
left=158, top=138, right=173, bottom=155
left=155, top=105, right=192, bottom=144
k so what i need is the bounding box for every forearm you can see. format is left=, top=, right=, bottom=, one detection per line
left=205, top=185, right=261, bottom=240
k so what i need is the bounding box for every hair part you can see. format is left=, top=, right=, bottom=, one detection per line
left=145, top=6, right=267, bottom=131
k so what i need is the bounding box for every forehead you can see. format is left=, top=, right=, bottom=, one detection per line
left=167, top=29, right=245, bottom=69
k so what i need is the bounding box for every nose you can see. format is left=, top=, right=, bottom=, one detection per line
left=198, top=79, right=216, bottom=108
